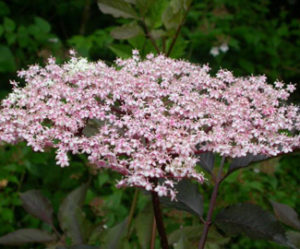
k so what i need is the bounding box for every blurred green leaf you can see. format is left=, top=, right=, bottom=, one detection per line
left=34, top=17, right=51, bottom=33
left=0, top=208, right=14, bottom=223
left=0, top=45, right=16, bottom=72
left=92, top=29, right=113, bottom=47
left=134, top=203, right=153, bottom=249
left=124, top=0, right=136, bottom=3
left=97, top=0, right=138, bottom=19
left=162, top=0, right=191, bottom=30
left=183, top=0, right=193, bottom=10
left=101, top=217, right=128, bottom=249
left=167, top=35, right=188, bottom=58
left=111, top=22, right=143, bottom=40
left=168, top=225, right=202, bottom=245
left=68, top=35, right=93, bottom=57
left=17, top=26, right=30, bottom=48
left=96, top=172, right=110, bottom=188
left=286, top=231, right=300, bottom=249
left=174, top=235, right=186, bottom=249
left=0, top=1, right=10, bottom=17
left=169, top=225, right=229, bottom=249
left=136, top=0, right=156, bottom=17
left=0, top=229, right=55, bottom=245
left=145, top=0, right=169, bottom=29
left=20, top=190, right=54, bottom=225
left=88, top=225, right=103, bottom=245
left=5, top=32, right=16, bottom=45
left=239, top=58, right=255, bottom=73
left=109, top=44, right=132, bottom=58
left=3, top=17, right=15, bottom=32
left=150, top=29, right=166, bottom=40
left=162, top=4, right=182, bottom=30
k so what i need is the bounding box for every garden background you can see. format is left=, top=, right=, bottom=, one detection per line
left=0, top=0, right=299, bottom=248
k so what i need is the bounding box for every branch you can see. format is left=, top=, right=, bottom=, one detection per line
left=150, top=216, right=157, bottom=249
left=151, top=191, right=169, bottom=249
left=166, top=2, right=192, bottom=57
left=127, top=189, right=139, bottom=237
left=219, top=149, right=300, bottom=183
left=198, top=156, right=225, bottom=249
left=140, top=19, right=160, bottom=54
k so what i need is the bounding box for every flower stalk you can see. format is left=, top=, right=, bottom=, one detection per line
left=151, top=191, right=169, bottom=249
left=127, top=189, right=139, bottom=237
left=198, top=157, right=226, bottom=249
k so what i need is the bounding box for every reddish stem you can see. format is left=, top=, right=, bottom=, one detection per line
left=151, top=191, right=169, bottom=249
left=198, top=157, right=225, bottom=249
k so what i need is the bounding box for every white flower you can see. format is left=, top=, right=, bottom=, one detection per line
left=210, top=47, right=220, bottom=57
left=287, top=84, right=296, bottom=92
left=275, top=81, right=284, bottom=89
left=48, top=37, right=59, bottom=43
left=220, top=43, right=229, bottom=53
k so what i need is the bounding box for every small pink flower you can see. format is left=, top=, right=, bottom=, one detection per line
left=287, top=84, right=296, bottom=92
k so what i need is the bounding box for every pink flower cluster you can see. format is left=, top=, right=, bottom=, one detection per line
left=0, top=51, right=299, bottom=198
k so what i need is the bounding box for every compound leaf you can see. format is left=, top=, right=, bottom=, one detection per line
left=20, top=189, right=53, bottom=225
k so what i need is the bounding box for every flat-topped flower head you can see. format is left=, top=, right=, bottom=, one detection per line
left=0, top=51, right=299, bottom=198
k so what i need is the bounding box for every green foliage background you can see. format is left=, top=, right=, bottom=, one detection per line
left=0, top=0, right=299, bottom=248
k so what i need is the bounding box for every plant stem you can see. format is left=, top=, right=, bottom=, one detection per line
left=166, top=2, right=192, bottom=57
left=51, top=223, right=62, bottom=240
left=151, top=191, right=169, bottom=249
left=162, top=37, right=166, bottom=54
left=141, top=18, right=160, bottom=54
left=150, top=216, right=157, bottom=249
left=127, top=189, right=139, bottom=237
left=198, top=156, right=226, bottom=249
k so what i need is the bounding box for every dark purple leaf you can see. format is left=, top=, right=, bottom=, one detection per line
left=271, top=200, right=300, bottom=230
left=215, top=203, right=288, bottom=246
left=58, top=184, right=88, bottom=245
left=197, top=152, right=215, bottom=174
left=160, top=179, right=203, bottom=217
left=228, top=154, right=268, bottom=173
left=135, top=203, right=153, bottom=249
left=20, top=190, right=53, bottom=225
left=0, top=229, right=55, bottom=245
